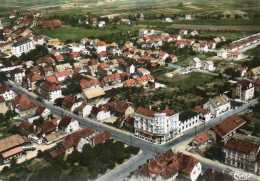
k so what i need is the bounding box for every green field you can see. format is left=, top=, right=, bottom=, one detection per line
left=35, top=25, right=139, bottom=42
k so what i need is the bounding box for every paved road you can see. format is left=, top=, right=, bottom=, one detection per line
left=4, top=80, right=259, bottom=180
left=168, top=24, right=260, bottom=32
left=98, top=151, right=155, bottom=181
left=6, top=79, right=258, bottom=154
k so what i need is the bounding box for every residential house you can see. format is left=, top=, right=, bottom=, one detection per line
left=35, top=106, right=51, bottom=119
left=203, top=95, right=231, bottom=117
left=39, top=80, right=62, bottom=102
left=0, top=134, right=27, bottom=164
left=91, top=106, right=111, bottom=121
left=58, top=117, right=80, bottom=134
left=232, top=80, right=255, bottom=102
left=134, top=107, right=179, bottom=144
left=13, top=95, right=36, bottom=118
left=0, top=84, right=16, bottom=101
left=10, top=68, right=25, bottom=85
left=107, top=100, right=134, bottom=118
left=193, top=106, right=212, bottom=123
left=50, top=128, right=95, bottom=158
left=0, top=96, right=8, bottom=114
left=78, top=103, right=93, bottom=118
left=132, top=151, right=201, bottom=181
left=212, top=115, right=247, bottom=143
left=80, top=79, right=105, bottom=100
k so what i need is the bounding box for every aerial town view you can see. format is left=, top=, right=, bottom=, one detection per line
left=0, top=0, right=260, bottom=180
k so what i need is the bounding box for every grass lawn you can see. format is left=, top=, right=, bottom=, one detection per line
left=35, top=25, right=138, bottom=42
left=174, top=73, right=215, bottom=90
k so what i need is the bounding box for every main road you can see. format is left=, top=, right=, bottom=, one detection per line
left=3, top=79, right=259, bottom=180
left=4, top=79, right=258, bottom=154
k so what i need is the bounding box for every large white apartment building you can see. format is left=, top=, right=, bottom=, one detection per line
left=134, top=107, right=203, bottom=144
left=11, top=38, right=35, bottom=57
left=134, top=107, right=179, bottom=144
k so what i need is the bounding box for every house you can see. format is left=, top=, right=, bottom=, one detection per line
left=0, top=84, right=16, bottom=101
left=13, top=95, right=37, bottom=118
left=165, top=17, right=173, bottom=22
left=39, top=120, right=58, bottom=138
left=127, top=64, right=136, bottom=74
left=178, top=110, right=201, bottom=134
left=91, top=106, right=111, bottom=121
left=98, top=21, right=106, bottom=28
left=192, top=133, right=210, bottom=148
left=0, top=134, right=27, bottom=164
left=49, top=128, right=95, bottom=158
left=223, top=138, right=260, bottom=175
left=39, top=80, right=63, bottom=102
left=212, top=115, right=247, bottom=143
left=0, top=96, right=8, bottom=114
left=203, top=61, right=215, bottom=72
left=80, top=79, right=105, bottom=100
left=35, top=106, right=51, bottom=119
left=232, top=80, right=255, bottom=102
left=54, top=69, right=73, bottom=82
left=26, top=68, right=44, bottom=90
left=133, top=151, right=201, bottom=181
left=134, top=107, right=179, bottom=144
left=137, top=67, right=150, bottom=76
left=203, top=95, right=231, bottom=117
left=89, top=131, right=111, bottom=147
left=10, top=68, right=25, bottom=85
left=107, top=100, right=134, bottom=118
left=11, top=38, right=35, bottom=57
left=193, top=106, right=212, bottom=123
left=250, top=66, right=260, bottom=78
left=78, top=103, right=93, bottom=118
left=58, top=117, right=80, bottom=134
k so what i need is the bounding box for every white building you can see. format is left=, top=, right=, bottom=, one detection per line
left=39, top=81, right=63, bottom=102
left=0, top=85, right=16, bottom=101
left=98, top=21, right=106, bottom=28
left=203, top=95, right=231, bottom=117
left=134, top=107, right=179, bottom=144
left=11, top=38, right=35, bottom=57
left=233, top=80, right=254, bottom=102
left=178, top=111, right=201, bottom=134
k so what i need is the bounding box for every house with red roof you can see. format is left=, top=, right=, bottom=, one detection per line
left=212, top=115, right=247, bottom=143
left=133, top=151, right=201, bottom=181
left=13, top=95, right=37, bottom=118
left=38, top=80, right=63, bottom=102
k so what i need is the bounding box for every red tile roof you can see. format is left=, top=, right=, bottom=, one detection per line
left=92, top=131, right=111, bottom=145
left=80, top=79, right=100, bottom=89
left=64, top=128, right=95, bottom=149
left=0, top=134, right=26, bottom=153
left=193, top=133, right=209, bottom=144
left=14, top=95, right=35, bottom=111
left=224, top=138, right=259, bottom=154
left=213, top=116, right=247, bottom=138
left=136, top=107, right=155, bottom=117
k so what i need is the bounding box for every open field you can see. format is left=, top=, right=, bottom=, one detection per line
left=34, top=25, right=139, bottom=42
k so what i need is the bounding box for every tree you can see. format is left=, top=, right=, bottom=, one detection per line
left=20, top=45, right=48, bottom=61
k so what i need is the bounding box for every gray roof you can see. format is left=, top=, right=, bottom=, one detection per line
left=12, top=38, right=32, bottom=47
